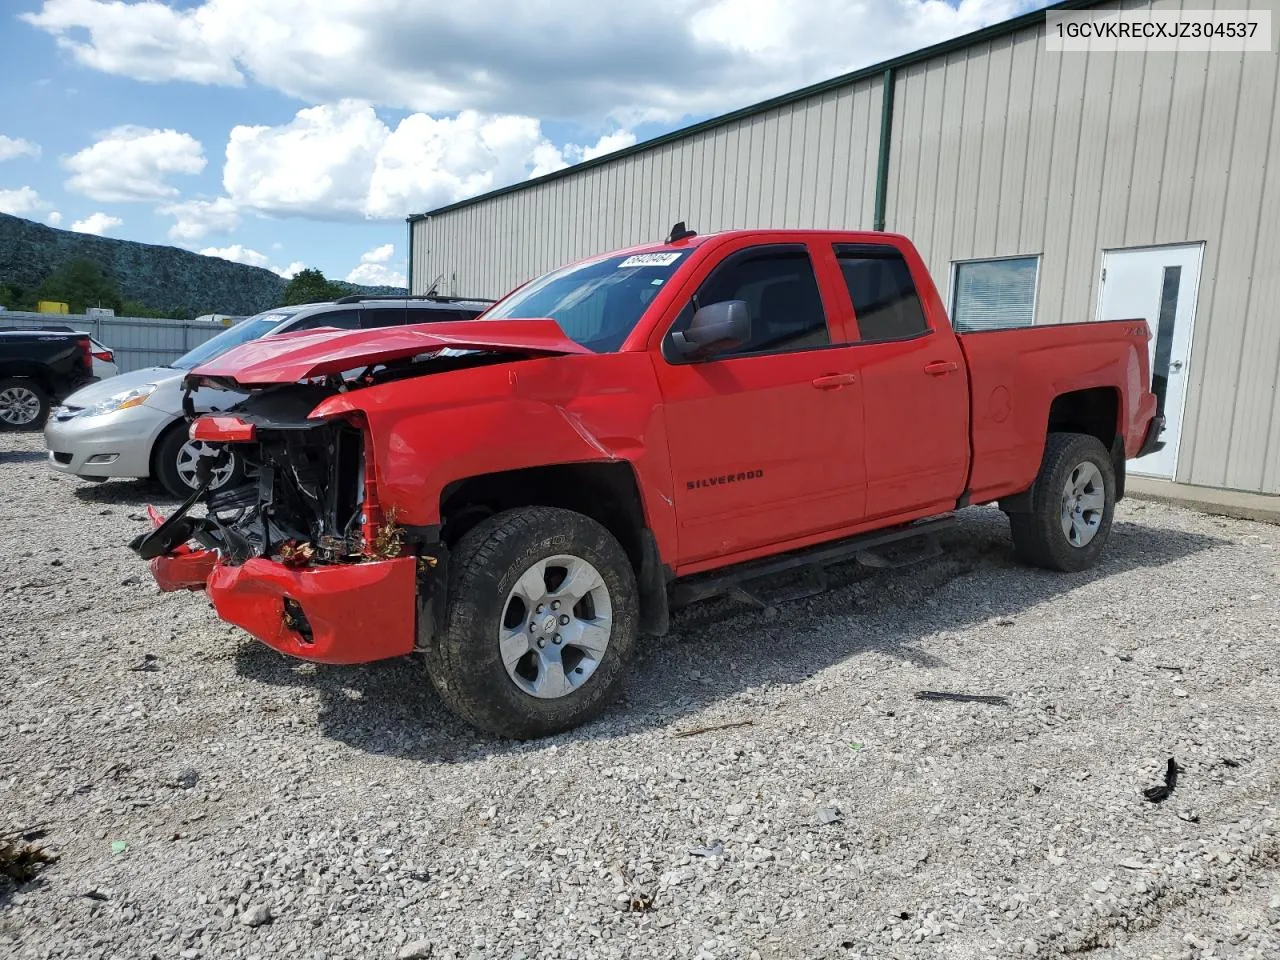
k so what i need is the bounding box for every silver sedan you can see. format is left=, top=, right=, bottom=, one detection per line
left=43, top=308, right=302, bottom=497
left=44, top=366, right=245, bottom=497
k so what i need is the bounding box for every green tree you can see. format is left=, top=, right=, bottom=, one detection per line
left=37, top=259, right=123, bottom=313
left=0, top=283, right=37, bottom=311
left=281, top=268, right=345, bottom=306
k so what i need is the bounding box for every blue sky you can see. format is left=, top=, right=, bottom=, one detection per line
left=0, top=0, right=1036, bottom=291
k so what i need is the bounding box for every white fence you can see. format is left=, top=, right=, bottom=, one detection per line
left=0, top=311, right=230, bottom=374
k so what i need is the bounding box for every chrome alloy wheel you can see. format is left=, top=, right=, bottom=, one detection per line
left=499, top=554, right=613, bottom=699
left=1060, top=461, right=1105, bottom=547
left=0, top=384, right=41, bottom=426
left=175, top=440, right=236, bottom=490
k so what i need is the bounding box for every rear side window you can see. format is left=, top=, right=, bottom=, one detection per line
left=361, top=307, right=406, bottom=328
left=671, top=246, right=829, bottom=358
left=291, top=309, right=362, bottom=332
left=406, top=307, right=480, bottom=324
left=834, top=244, right=929, bottom=342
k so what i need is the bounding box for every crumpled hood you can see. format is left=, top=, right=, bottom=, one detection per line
left=189, top=319, right=592, bottom=387
left=60, top=366, right=178, bottom=407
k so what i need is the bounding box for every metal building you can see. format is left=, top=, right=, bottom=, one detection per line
left=408, top=0, right=1280, bottom=497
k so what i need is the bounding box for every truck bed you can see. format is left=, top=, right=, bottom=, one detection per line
left=957, top=319, right=1157, bottom=505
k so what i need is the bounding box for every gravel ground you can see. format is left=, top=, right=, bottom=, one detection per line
left=1, top=428, right=1277, bottom=960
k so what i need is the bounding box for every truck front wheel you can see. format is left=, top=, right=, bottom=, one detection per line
left=1009, top=432, right=1116, bottom=572
left=424, top=506, right=638, bottom=739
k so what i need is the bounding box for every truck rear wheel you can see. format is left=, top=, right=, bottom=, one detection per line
left=1009, top=432, right=1116, bottom=572
left=0, top=378, right=50, bottom=431
left=424, top=506, right=638, bottom=739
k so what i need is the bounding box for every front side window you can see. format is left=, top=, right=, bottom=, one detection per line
left=483, top=250, right=691, bottom=351
left=951, top=256, right=1040, bottom=332
left=835, top=244, right=929, bottom=341
left=669, top=247, right=829, bottom=359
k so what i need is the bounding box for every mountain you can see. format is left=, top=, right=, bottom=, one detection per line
left=0, top=213, right=405, bottom=316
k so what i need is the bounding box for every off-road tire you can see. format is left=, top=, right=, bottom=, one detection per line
left=424, top=506, right=639, bottom=739
left=152, top=424, right=245, bottom=499
left=0, top=378, right=51, bottom=431
left=1009, top=432, right=1116, bottom=572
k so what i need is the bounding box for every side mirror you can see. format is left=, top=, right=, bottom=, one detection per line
left=670, top=300, right=751, bottom=357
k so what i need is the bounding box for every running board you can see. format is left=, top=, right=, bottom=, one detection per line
left=670, top=515, right=956, bottom=609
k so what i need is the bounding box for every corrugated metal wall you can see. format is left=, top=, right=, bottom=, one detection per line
left=412, top=0, right=1280, bottom=494
left=412, top=75, right=883, bottom=300
left=0, top=312, right=226, bottom=374
left=884, top=0, right=1280, bottom=493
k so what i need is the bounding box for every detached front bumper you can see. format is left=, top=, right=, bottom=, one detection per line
left=208, top=556, right=418, bottom=664
left=144, top=508, right=419, bottom=663
left=152, top=549, right=418, bottom=663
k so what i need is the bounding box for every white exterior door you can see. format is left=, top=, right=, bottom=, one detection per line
left=1096, top=243, right=1203, bottom=479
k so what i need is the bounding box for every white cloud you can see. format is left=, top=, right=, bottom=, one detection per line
left=23, top=0, right=243, bottom=86
left=201, top=243, right=269, bottom=269
left=0, top=186, right=43, bottom=216
left=534, top=130, right=642, bottom=177
left=0, top=135, right=40, bottom=161
left=224, top=100, right=633, bottom=220
left=366, top=110, right=564, bottom=218
left=70, top=212, right=123, bottom=235
left=47, top=211, right=63, bottom=226
left=224, top=101, right=385, bottom=218
left=64, top=125, right=206, bottom=202
left=346, top=244, right=406, bottom=288
left=21, top=0, right=1025, bottom=123
left=158, top=196, right=240, bottom=242
left=200, top=244, right=305, bottom=278
left=581, top=131, right=638, bottom=162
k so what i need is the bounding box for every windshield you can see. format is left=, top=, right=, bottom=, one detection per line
left=483, top=250, right=691, bottom=351
left=170, top=310, right=299, bottom=370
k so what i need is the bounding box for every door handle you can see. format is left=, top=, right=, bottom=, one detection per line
left=1169, top=360, right=1184, bottom=372
left=924, top=360, right=958, bottom=376
left=811, top=373, right=857, bottom=389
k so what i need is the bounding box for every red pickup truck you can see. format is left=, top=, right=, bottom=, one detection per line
left=132, top=227, right=1162, bottom=738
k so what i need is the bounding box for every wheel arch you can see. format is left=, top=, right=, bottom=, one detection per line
left=439, top=460, right=670, bottom=635
left=0, top=365, right=55, bottom=396
left=1046, top=387, right=1125, bottom=500
left=148, top=416, right=191, bottom=480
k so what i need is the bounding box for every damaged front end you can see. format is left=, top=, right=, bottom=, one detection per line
left=130, top=385, right=421, bottom=664
left=128, top=319, right=590, bottom=665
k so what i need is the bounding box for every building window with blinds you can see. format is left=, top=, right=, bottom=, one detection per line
left=950, top=256, right=1040, bottom=332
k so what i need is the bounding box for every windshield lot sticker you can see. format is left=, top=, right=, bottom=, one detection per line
left=618, top=253, right=683, bottom=268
